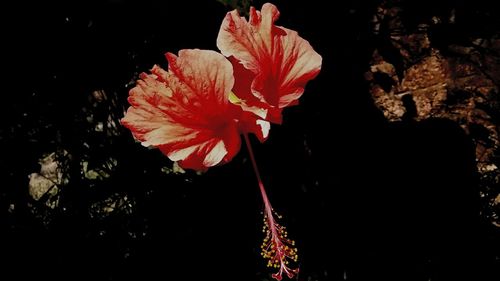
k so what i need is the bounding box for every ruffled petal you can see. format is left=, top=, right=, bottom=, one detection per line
left=217, top=3, right=322, bottom=121
left=255, top=27, right=322, bottom=108
left=122, top=72, right=197, bottom=147
left=121, top=49, right=241, bottom=170
left=160, top=121, right=241, bottom=170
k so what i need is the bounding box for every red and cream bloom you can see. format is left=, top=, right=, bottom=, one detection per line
left=217, top=3, right=322, bottom=124
left=121, top=49, right=242, bottom=170
left=122, top=4, right=322, bottom=279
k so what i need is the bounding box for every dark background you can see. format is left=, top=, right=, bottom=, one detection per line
left=1, top=0, right=499, bottom=280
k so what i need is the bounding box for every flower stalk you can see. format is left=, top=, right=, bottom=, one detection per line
left=243, top=134, right=299, bottom=280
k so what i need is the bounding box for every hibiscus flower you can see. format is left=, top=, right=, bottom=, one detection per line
left=121, top=49, right=242, bottom=170
left=122, top=4, right=322, bottom=279
left=217, top=2, right=322, bottom=124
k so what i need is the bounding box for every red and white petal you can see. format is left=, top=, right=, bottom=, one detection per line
left=275, top=28, right=322, bottom=108
left=229, top=57, right=283, bottom=125
left=163, top=139, right=227, bottom=170
left=217, top=3, right=322, bottom=120
left=122, top=76, right=196, bottom=148
left=237, top=111, right=270, bottom=143
left=160, top=122, right=241, bottom=170
left=121, top=49, right=242, bottom=170
left=165, top=49, right=234, bottom=109
left=122, top=101, right=200, bottom=145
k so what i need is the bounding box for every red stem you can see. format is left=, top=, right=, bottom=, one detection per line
left=243, top=134, right=274, bottom=220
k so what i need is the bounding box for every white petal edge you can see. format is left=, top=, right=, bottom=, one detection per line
left=203, top=140, right=228, bottom=167
left=256, top=119, right=270, bottom=139
left=168, top=146, right=198, bottom=162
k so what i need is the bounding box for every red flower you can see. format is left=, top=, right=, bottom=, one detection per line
left=121, top=49, right=242, bottom=170
left=217, top=3, right=322, bottom=124
left=121, top=4, right=322, bottom=279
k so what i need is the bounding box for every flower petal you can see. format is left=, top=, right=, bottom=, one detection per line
left=237, top=111, right=270, bottom=142
left=121, top=49, right=241, bottom=170
left=217, top=3, right=322, bottom=121
left=165, top=49, right=234, bottom=110
left=160, top=130, right=240, bottom=171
